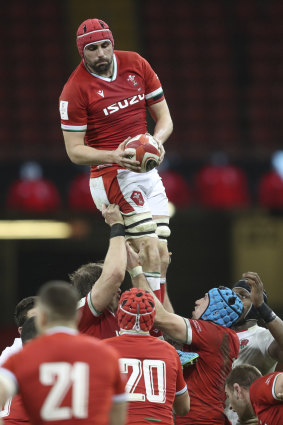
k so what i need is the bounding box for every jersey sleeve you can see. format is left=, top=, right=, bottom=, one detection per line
left=251, top=372, right=283, bottom=405
left=140, top=56, right=165, bottom=106
left=256, top=327, right=275, bottom=359
left=59, top=77, right=88, bottom=132
left=77, top=294, right=103, bottom=332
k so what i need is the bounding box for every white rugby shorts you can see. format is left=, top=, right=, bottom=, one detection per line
left=89, top=168, right=169, bottom=217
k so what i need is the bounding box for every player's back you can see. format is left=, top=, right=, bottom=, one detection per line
left=177, top=320, right=239, bottom=425
left=3, top=328, right=125, bottom=425
left=105, top=333, right=186, bottom=425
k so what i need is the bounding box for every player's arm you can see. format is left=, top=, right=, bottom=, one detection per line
left=243, top=272, right=283, bottom=363
left=148, top=99, right=173, bottom=161
left=274, top=373, right=283, bottom=400
left=109, top=400, right=127, bottom=425
left=173, top=390, right=190, bottom=417
left=126, top=244, right=188, bottom=343
left=90, top=204, right=127, bottom=313
left=63, top=131, right=141, bottom=171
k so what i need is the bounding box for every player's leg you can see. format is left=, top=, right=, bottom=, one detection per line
left=89, top=170, right=162, bottom=300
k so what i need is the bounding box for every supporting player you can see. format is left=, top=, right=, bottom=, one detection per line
left=104, top=288, right=190, bottom=424
left=225, top=364, right=283, bottom=425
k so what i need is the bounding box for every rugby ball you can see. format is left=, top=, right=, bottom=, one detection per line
left=124, top=134, right=160, bottom=173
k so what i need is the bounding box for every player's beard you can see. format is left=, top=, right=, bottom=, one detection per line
left=90, top=55, right=113, bottom=75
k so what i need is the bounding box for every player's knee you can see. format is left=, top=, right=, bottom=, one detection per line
left=154, top=217, right=171, bottom=241
left=124, top=212, right=157, bottom=240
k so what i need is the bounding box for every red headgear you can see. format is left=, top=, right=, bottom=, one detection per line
left=118, top=288, right=156, bottom=332
left=76, top=19, right=114, bottom=58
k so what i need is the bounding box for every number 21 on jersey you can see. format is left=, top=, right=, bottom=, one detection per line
left=119, top=358, right=166, bottom=403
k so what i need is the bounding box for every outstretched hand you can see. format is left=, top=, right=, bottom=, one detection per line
left=113, top=138, right=142, bottom=172
left=101, top=203, right=124, bottom=227
left=126, top=242, right=146, bottom=271
left=242, top=271, right=265, bottom=307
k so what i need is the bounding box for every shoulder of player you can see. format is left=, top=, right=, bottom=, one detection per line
left=115, top=50, right=146, bottom=67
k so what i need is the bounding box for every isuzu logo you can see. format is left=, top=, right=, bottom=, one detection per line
left=103, top=94, right=145, bottom=116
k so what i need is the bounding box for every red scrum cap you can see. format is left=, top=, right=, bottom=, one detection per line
left=76, top=19, right=114, bottom=58
left=118, top=288, right=156, bottom=332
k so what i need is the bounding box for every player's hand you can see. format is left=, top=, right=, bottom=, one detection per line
left=153, top=136, right=165, bottom=164
left=113, top=138, right=142, bottom=172
left=102, top=203, right=124, bottom=226
left=126, top=242, right=140, bottom=271
left=242, top=271, right=265, bottom=307
left=126, top=242, right=147, bottom=270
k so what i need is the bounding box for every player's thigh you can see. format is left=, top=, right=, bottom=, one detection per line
left=90, top=170, right=149, bottom=213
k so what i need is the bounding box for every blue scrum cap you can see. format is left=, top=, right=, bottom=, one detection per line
left=200, top=286, right=243, bottom=327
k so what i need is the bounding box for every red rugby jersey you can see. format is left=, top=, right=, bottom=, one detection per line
left=250, top=372, right=283, bottom=425
left=104, top=333, right=187, bottom=425
left=77, top=293, right=119, bottom=339
left=1, top=395, right=30, bottom=424
left=176, top=319, right=239, bottom=425
left=59, top=50, right=165, bottom=177
left=0, top=328, right=126, bottom=425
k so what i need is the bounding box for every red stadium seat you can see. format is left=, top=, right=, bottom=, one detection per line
left=68, top=173, right=99, bottom=213
left=258, top=171, right=283, bottom=210
left=160, top=170, right=191, bottom=208
left=194, top=164, right=250, bottom=209
left=6, top=179, right=61, bottom=212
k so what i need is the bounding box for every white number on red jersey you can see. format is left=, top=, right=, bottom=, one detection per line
left=39, top=362, right=89, bottom=420
left=119, top=358, right=166, bottom=403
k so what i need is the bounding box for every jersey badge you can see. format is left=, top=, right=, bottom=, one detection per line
left=97, top=90, right=104, bottom=98
left=131, top=191, right=144, bottom=206
left=127, top=74, right=139, bottom=88
left=239, top=338, right=249, bottom=349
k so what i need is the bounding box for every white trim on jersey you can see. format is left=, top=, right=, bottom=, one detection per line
left=176, top=384, right=188, bottom=396
left=145, top=86, right=163, bottom=100
left=87, top=292, right=102, bottom=317
left=272, top=373, right=283, bottom=400
left=183, top=318, right=193, bottom=345
left=61, top=124, right=87, bottom=131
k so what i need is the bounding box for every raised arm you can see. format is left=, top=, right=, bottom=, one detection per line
left=126, top=243, right=188, bottom=344
left=63, top=131, right=141, bottom=172
left=243, top=272, right=283, bottom=363
left=89, top=204, right=126, bottom=313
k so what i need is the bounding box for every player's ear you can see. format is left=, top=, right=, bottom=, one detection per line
left=233, top=383, right=242, bottom=399
left=18, top=326, right=22, bottom=335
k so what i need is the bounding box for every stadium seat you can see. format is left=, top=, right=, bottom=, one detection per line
left=68, top=173, right=99, bottom=213
left=194, top=164, right=250, bottom=209
left=6, top=162, right=61, bottom=213
left=159, top=170, right=191, bottom=208
left=258, top=171, right=283, bottom=210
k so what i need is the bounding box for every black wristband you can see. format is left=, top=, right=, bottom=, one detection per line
left=110, top=223, right=125, bottom=238
left=256, top=302, right=277, bottom=323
